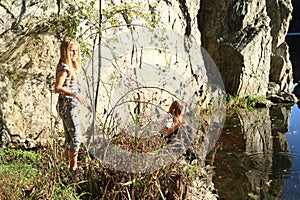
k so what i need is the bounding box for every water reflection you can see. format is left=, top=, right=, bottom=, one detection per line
left=281, top=104, right=300, bottom=199
left=208, top=106, right=297, bottom=199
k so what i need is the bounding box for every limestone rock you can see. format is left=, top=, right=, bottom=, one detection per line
left=199, top=0, right=293, bottom=98
left=0, top=1, right=294, bottom=199
left=0, top=0, right=72, bottom=139
left=0, top=0, right=294, bottom=144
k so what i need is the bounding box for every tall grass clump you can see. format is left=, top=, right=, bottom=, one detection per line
left=0, top=134, right=207, bottom=199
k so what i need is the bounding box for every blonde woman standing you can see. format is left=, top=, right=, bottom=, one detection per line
left=55, top=38, right=85, bottom=173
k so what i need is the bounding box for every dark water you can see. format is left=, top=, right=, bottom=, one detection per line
left=281, top=104, right=300, bottom=199
left=209, top=105, right=300, bottom=199
left=210, top=4, right=300, bottom=198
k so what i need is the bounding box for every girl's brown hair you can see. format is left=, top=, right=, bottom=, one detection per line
left=168, top=100, right=184, bottom=116
left=57, top=38, right=81, bottom=81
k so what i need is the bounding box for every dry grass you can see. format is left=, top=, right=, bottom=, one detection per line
left=0, top=136, right=194, bottom=200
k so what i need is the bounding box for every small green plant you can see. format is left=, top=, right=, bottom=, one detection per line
left=186, top=164, right=199, bottom=179
left=227, top=94, right=267, bottom=110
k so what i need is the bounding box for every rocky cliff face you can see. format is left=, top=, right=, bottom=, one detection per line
left=0, top=1, right=293, bottom=139
left=0, top=1, right=294, bottom=199
left=1, top=0, right=58, bottom=140
left=199, top=0, right=293, bottom=98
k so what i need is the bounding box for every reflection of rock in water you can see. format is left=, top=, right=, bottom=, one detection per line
left=238, top=109, right=273, bottom=155
left=209, top=107, right=292, bottom=199
left=270, top=106, right=291, bottom=135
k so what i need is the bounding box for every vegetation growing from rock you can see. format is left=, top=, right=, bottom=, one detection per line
left=0, top=1, right=219, bottom=199
left=226, top=94, right=268, bottom=110
left=0, top=0, right=295, bottom=199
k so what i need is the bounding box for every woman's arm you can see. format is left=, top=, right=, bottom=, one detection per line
left=55, top=71, right=85, bottom=104
left=165, top=119, right=181, bottom=137
left=54, top=71, right=74, bottom=96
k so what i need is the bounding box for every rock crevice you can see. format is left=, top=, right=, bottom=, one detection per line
left=0, top=0, right=294, bottom=141
left=198, top=0, right=293, bottom=99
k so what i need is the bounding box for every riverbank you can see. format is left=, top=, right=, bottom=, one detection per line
left=0, top=141, right=218, bottom=199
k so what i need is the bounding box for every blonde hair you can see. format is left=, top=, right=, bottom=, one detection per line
left=168, top=100, right=184, bottom=117
left=57, top=38, right=81, bottom=81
